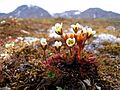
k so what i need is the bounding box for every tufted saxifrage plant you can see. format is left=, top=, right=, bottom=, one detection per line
left=41, top=23, right=97, bottom=69
left=40, top=23, right=98, bottom=89
left=51, top=23, right=96, bottom=63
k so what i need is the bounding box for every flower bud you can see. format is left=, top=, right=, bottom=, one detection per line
left=40, top=38, right=47, bottom=50
left=86, top=27, right=96, bottom=37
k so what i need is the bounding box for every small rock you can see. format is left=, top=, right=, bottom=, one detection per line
left=24, top=37, right=39, bottom=44
left=106, top=26, right=116, bottom=31
left=0, top=87, right=11, bottom=90
left=94, top=34, right=120, bottom=42
left=18, top=63, right=32, bottom=72
left=113, top=88, right=120, bottom=90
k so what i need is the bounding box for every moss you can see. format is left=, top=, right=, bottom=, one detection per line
left=98, top=42, right=120, bottom=56
left=97, top=54, right=120, bottom=88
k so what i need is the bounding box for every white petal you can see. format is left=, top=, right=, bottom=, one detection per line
left=82, top=27, right=87, bottom=33
left=77, top=30, right=81, bottom=34
left=87, top=28, right=92, bottom=32
left=76, top=23, right=83, bottom=28
left=54, top=41, right=62, bottom=47
left=52, top=26, right=55, bottom=30
left=71, top=25, right=75, bottom=28
left=55, top=23, right=62, bottom=28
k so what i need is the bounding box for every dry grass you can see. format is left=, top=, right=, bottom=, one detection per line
left=0, top=18, right=120, bottom=38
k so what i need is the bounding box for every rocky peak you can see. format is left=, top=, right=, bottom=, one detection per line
left=0, top=5, right=51, bottom=18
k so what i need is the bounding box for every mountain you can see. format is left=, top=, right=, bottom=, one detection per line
left=0, top=13, right=7, bottom=18
left=0, top=5, right=51, bottom=18
left=0, top=6, right=120, bottom=18
left=80, top=8, right=120, bottom=19
left=53, top=10, right=81, bottom=18
left=53, top=8, right=120, bottom=19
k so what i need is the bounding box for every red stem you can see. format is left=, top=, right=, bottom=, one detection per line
left=43, top=50, right=46, bottom=60
left=77, top=46, right=81, bottom=60
left=69, top=47, right=72, bottom=56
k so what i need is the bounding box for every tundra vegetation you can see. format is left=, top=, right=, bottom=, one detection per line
left=0, top=18, right=119, bottom=90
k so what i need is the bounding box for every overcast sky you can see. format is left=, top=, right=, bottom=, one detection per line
left=0, top=0, right=119, bottom=14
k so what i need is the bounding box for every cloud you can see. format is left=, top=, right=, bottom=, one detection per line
left=0, top=0, right=119, bottom=14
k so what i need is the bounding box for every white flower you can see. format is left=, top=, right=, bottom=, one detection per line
left=71, top=23, right=82, bottom=29
left=86, top=27, right=96, bottom=36
left=71, top=23, right=83, bottom=33
left=53, top=41, right=62, bottom=49
left=66, top=38, right=75, bottom=47
left=48, top=29, right=61, bottom=38
left=82, top=27, right=87, bottom=33
left=52, top=23, right=63, bottom=35
left=40, top=38, right=47, bottom=46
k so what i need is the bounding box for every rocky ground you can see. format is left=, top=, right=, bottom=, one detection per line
left=0, top=18, right=120, bottom=90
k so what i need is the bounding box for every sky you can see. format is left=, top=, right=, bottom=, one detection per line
left=0, top=0, right=119, bottom=14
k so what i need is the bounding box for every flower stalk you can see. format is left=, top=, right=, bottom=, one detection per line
left=69, top=47, right=72, bottom=56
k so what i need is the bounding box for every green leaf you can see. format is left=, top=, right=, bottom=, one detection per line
left=47, top=71, right=55, bottom=78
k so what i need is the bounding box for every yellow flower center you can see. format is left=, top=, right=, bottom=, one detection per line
left=66, top=38, right=75, bottom=47
left=68, top=39, right=74, bottom=45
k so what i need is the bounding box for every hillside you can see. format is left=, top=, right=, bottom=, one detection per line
left=0, top=5, right=51, bottom=18
left=54, top=8, right=120, bottom=19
